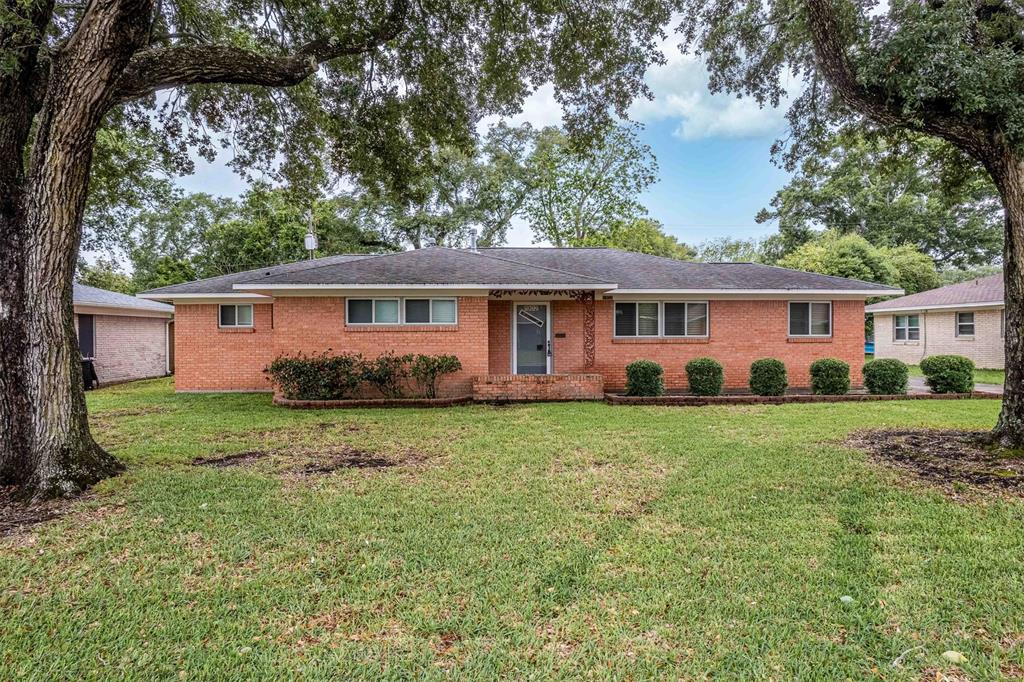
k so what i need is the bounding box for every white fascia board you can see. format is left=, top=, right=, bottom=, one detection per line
left=73, top=303, right=173, bottom=318
left=231, top=283, right=619, bottom=291
left=608, top=288, right=904, bottom=297
left=867, top=300, right=1004, bottom=314
left=137, top=292, right=273, bottom=302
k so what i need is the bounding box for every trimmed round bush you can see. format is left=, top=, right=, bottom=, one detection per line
left=863, top=358, right=909, bottom=395
left=686, top=357, right=724, bottom=396
left=809, top=358, right=850, bottom=395
left=920, top=354, right=975, bottom=394
left=625, top=359, right=664, bottom=396
left=749, top=358, right=788, bottom=396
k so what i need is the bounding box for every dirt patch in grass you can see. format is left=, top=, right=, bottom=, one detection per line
left=292, top=447, right=395, bottom=476
left=0, top=486, right=67, bottom=537
left=192, top=445, right=428, bottom=478
left=193, top=450, right=274, bottom=467
left=847, top=429, right=1024, bottom=496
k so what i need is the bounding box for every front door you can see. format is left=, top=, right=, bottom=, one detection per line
left=514, top=303, right=550, bottom=374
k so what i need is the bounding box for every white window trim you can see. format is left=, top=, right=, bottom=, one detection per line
left=218, top=303, right=254, bottom=328
left=346, top=297, right=458, bottom=326
left=955, top=311, right=975, bottom=338
left=893, top=314, right=920, bottom=342
left=613, top=301, right=711, bottom=338
left=788, top=301, right=832, bottom=338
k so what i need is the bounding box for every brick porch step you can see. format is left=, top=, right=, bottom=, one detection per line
left=472, top=374, right=605, bottom=402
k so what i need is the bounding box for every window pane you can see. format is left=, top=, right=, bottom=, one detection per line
left=664, top=303, right=686, bottom=336
left=811, top=302, right=831, bottom=335
left=220, top=305, right=236, bottom=326
left=405, top=299, right=430, bottom=323
left=236, top=305, right=253, bottom=326
left=431, top=299, right=456, bottom=324
left=348, top=299, right=372, bottom=324
left=895, top=327, right=906, bottom=341
left=374, top=299, right=399, bottom=323
left=957, top=312, right=975, bottom=336
left=908, top=315, right=919, bottom=328
left=638, top=302, right=659, bottom=336
left=615, top=303, right=636, bottom=336
left=789, top=302, right=809, bottom=336
left=686, top=303, right=708, bottom=336
left=908, top=328, right=920, bottom=341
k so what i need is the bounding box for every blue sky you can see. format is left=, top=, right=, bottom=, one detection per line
left=176, top=45, right=796, bottom=249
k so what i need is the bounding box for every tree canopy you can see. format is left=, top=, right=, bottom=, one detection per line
left=579, top=218, right=695, bottom=259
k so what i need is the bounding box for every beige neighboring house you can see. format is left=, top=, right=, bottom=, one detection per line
left=866, top=274, right=1005, bottom=369
left=74, top=283, right=175, bottom=386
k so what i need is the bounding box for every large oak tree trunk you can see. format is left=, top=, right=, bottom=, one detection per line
left=993, top=153, right=1024, bottom=448
left=0, top=0, right=151, bottom=500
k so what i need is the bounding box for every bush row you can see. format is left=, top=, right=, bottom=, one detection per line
left=624, top=355, right=974, bottom=397
left=266, top=351, right=462, bottom=400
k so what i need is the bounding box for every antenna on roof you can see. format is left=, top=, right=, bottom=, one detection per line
left=304, top=206, right=318, bottom=260
left=469, top=229, right=478, bottom=253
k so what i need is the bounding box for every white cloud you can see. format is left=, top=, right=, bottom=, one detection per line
left=478, top=83, right=564, bottom=134
left=629, top=45, right=793, bottom=141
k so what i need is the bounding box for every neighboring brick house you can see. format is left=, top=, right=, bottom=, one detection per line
left=866, top=274, right=1005, bottom=369
left=139, top=247, right=900, bottom=398
left=74, top=283, right=175, bottom=386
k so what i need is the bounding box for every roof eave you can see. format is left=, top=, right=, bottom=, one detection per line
left=866, top=300, right=1004, bottom=314
left=231, top=283, right=620, bottom=291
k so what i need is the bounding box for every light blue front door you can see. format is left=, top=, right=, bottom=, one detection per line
left=515, top=303, right=549, bottom=374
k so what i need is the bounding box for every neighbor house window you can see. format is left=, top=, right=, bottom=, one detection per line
left=789, top=302, right=831, bottom=336
left=347, top=298, right=457, bottom=325
left=614, top=301, right=709, bottom=337
left=219, top=304, right=253, bottom=328
left=894, top=314, right=920, bottom=341
left=956, top=312, right=975, bottom=337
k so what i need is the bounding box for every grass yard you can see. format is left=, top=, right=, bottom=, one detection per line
left=3, top=379, right=1024, bottom=680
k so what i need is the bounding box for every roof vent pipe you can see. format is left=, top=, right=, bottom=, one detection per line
left=469, top=229, right=478, bottom=252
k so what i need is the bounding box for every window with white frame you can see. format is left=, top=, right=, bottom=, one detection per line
left=788, top=301, right=831, bottom=336
left=614, top=301, right=709, bottom=337
left=219, top=304, right=253, bottom=328
left=956, top=311, right=975, bottom=337
left=894, top=314, right=920, bottom=341
left=346, top=298, right=457, bottom=325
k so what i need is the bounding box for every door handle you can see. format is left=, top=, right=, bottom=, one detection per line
left=546, top=340, right=552, bottom=356
left=536, top=344, right=544, bottom=351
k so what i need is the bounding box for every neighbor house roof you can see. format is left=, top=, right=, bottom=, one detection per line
left=865, top=274, right=1003, bottom=313
left=74, top=283, right=174, bottom=315
left=138, top=246, right=903, bottom=299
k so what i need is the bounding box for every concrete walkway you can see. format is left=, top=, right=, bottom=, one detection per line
left=908, top=376, right=1003, bottom=395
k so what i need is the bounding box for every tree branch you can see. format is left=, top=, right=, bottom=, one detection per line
left=112, top=0, right=407, bottom=103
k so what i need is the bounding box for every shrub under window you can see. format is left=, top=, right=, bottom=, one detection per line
left=809, top=358, right=850, bottom=395
left=920, top=355, right=974, bottom=394
left=749, top=358, right=787, bottom=396
left=625, top=360, right=664, bottom=396
left=266, top=352, right=363, bottom=400
left=686, top=357, right=723, bottom=396
left=863, top=358, right=908, bottom=395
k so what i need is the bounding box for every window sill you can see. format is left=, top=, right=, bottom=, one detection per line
left=787, top=336, right=832, bottom=343
left=218, top=327, right=256, bottom=333
left=956, top=336, right=975, bottom=341
left=611, top=337, right=710, bottom=344
left=345, top=324, right=461, bottom=333
left=893, top=341, right=921, bottom=346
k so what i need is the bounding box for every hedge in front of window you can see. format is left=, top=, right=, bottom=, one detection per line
left=920, top=354, right=975, bottom=394
left=749, top=358, right=787, bottom=396
left=863, top=358, right=908, bottom=395
left=265, top=352, right=363, bottom=400
left=625, top=360, right=664, bottom=396
left=685, top=357, right=724, bottom=396
left=809, top=358, right=850, bottom=395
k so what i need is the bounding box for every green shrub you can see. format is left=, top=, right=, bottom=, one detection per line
left=686, top=357, right=724, bottom=396
left=863, top=358, right=909, bottom=395
left=625, top=360, right=664, bottom=396
left=410, top=354, right=463, bottom=398
left=809, top=358, right=850, bottom=395
left=265, top=352, right=362, bottom=400
left=749, top=358, right=787, bottom=396
left=920, top=354, right=975, bottom=394
left=362, top=352, right=414, bottom=398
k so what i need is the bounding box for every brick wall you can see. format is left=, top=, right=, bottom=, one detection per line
left=873, top=308, right=1005, bottom=369
left=174, top=297, right=490, bottom=395
left=76, top=313, right=169, bottom=385
left=472, top=374, right=604, bottom=401
left=488, top=300, right=512, bottom=374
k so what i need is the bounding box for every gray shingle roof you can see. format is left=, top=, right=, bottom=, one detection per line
left=74, top=283, right=174, bottom=313
left=866, top=274, right=1003, bottom=312
left=139, top=246, right=902, bottom=296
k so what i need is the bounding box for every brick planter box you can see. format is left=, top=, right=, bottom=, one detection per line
left=605, top=391, right=1001, bottom=406
left=472, top=374, right=605, bottom=402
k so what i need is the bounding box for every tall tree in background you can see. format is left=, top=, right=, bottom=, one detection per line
left=757, top=129, right=1004, bottom=267
left=0, top=0, right=671, bottom=499
left=680, top=0, right=1024, bottom=447
left=580, top=218, right=695, bottom=259
left=525, top=125, right=657, bottom=246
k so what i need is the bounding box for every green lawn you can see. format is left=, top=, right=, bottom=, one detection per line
left=3, top=379, right=1023, bottom=680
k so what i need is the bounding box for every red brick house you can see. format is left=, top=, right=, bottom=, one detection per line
left=138, top=247, right=900, bottom=399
